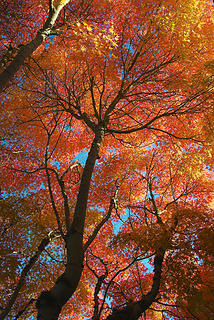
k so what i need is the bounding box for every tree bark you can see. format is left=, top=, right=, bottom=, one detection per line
left=36, top=127, right=104, bottom=320
left=0, top=0, right=70, bottom=92
left=0, top=236, right=51, bottom=320
left=106, top=249, right=165, bottom=320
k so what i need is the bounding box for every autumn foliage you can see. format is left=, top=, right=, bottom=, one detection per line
left=0, top=0, right=214, bottom=319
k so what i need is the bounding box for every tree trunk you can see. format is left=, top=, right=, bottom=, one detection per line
left=0, top=34, right=44, bottom=91
left=36, top=128, right=104, bottom=320
left=0, top=236, right=50, bottom=320
left=0, top=1, right=70, bottom=92
left=106, top=249, right=165, bottom=320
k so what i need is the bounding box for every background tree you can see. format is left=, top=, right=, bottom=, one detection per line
left=0, top=0, right=112, bottom=90
left=0, top=0, right=213, bottom=319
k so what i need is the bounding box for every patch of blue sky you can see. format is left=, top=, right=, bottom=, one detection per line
left=112, top=207, right=129, bottom=235
left=50, top=159, right=61, bottom=169
left=2, top=179, right=46, bottom=198
left=0, top=139, right=8, bottom=146
left=64, top=123, right=74, bottom=131
left=40, top=242, right=65, bottom=266
left=89, top=205, right=105, bottom=213
left=73, top=149, right=88, bottom=165
left=44, top=35, right=56, bottom=49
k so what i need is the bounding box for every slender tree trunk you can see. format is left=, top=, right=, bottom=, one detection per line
left=0, top=1, right=70, bottom=92
left=0, top=236, right=51, bottom=320
left=36, top=127, right=104, bottom=320
left=106, top=249, right=165, bottom=320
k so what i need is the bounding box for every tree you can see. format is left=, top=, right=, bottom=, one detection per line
left=0, top=0, right=109, bottom=91
left=0, top=0, right=213, bottom=319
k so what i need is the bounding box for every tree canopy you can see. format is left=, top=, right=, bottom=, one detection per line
left=0, top=0, right=214, bottom=319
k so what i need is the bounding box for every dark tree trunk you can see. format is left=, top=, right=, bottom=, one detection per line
left=0, top=1, right=68, bottom=92
left=106, top=249, right=165, bottom=320
left=0, top=236, right=51, bottom=320
left=36, top=128, right=104, bottom=320
left=0, top=34, right=44, bottom=91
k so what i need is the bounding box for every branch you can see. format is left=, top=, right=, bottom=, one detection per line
left=146, top=127, right=204, bottom=143
left=36, top=127, right=105, bottom=319
left=86, top=251, right=108, bottom=320
left=14, top=299, right=35, bottom=320
left=56, top=163, right=81, bottom=231
left=101, top=257, right=141, bottom=319
left=0, top=232, right=60, bottom=320
left=83, top=187, right=118, bottom=252
left=106, top=249, right=165, bottom=320
left=0, top=0, right=71, bottom=91
left=44, top=137, right=65, bottom=239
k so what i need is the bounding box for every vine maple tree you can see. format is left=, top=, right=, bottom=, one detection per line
left=0, top=0, right=214, bottom=319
